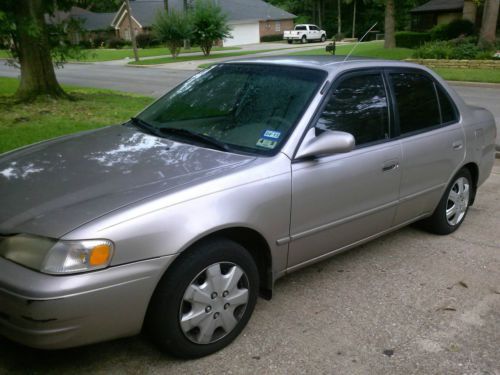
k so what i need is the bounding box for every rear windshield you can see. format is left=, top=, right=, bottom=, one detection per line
left=138, top=64, right=327, bottom=156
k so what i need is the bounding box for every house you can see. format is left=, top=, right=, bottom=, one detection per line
left=47, top=7, right=115, bottom=44
left=110, top=0, right=296, bottom=46
left=410, top=0, right=479, bottom=31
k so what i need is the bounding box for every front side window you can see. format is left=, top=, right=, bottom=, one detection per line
left=390, top=72, right=441, bottom=134
left=138, top=64, right=326, bottom=155
left=317, top=73, right=390, bottom=146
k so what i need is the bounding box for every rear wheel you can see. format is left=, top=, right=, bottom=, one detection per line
left=287, top=39, right=292, bottom=44
left=145, top=238, right=259, bottom=358
left=422, top=168, right=473, bottom=235
left=301, top=35, right=307, bottom=44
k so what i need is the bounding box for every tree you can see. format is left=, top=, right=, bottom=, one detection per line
left=153, top=9, right=192, bottom=58
left=0, top=0, right=77, bottom=100
left=478, top=0, right=499, bottom=47
left=191, top=0, right=231, bottom=56
left=384, top=0, right=396, bottom=48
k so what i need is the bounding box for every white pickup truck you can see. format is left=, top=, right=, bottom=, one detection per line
left=283, top=24, right=327, bottom=44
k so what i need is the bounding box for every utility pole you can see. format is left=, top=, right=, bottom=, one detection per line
left=125, top=0, right=139, bottom=62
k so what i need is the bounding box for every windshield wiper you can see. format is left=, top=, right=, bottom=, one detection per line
left=129, top=117, right=163, bottom=138
left=159, top=127, right=231, bottom=152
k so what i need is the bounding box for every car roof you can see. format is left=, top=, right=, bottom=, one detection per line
left=222, top=55, right=425, bottom=74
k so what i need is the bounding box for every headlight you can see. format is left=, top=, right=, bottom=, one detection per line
left=0, top=234, right=114, bottom=274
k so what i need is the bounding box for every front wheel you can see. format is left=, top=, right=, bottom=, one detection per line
left=145, top=238, right=259, bottom=358
left=320, top=35, right=326, bottom=42
left=422, top=168, right=473, bottom=235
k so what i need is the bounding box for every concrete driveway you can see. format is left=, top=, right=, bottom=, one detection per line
left=1, top=161, right=499, bottom=374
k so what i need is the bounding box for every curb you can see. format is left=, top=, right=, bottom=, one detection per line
left=448, top=81, right=500, bottom=89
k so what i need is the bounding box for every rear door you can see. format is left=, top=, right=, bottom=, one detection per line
left=386, top=69, right=465, bottom=224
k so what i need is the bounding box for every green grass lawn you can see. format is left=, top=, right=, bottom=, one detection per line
left=288, top=40, right=414, bottom=60
left=0, top=46, right=240, bottom=62
left=130, top=48, right=289, bottom=65
left=0, top=77, right=153, bottom=154
left=433, top=68, right=500, bottom=84
left=287, top=41, right=499, bottom=83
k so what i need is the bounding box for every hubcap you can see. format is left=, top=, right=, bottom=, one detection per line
left=179, top=262, right=250, bottom=345
left=446, top=177, right=470, bottom=226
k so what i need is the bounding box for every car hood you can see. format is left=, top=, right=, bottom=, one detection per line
left=0, top=125, right=255, bottom=238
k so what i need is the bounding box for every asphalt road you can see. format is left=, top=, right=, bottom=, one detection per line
left=1, top=62, right=499, bottom=147
left=0, top=161, right=499, bottom=374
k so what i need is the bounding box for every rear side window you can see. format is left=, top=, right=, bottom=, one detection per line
left=317, top=73, right=390, bottom=146
left=295, top=26, right=307, bottom=30
left=390, top=72, right=441, bottom=134
left=436, top=85, right=458, bottom=124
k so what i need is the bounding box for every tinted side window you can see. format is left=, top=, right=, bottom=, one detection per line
left=436, top=85, right=458, bottom=124
left=310, top=26, right=319, bottom=31
left=391, top=73, right=440, bottom=134
left=295, top=26, right=307, bottom=30
left=317, top=73, right=389, bottom=145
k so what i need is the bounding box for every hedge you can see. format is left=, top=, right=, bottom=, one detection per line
left=395, top=31, right=431, bottom=49
left=260, top=34, right=284, bottom=42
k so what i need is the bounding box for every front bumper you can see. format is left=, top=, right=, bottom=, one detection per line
left=0, top=255, right=176, bottom=349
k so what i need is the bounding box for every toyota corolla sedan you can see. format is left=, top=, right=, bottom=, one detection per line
left=0, top=56, right=496, bottom=358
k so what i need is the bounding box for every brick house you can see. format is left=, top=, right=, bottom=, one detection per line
left=110, top=0, right=296, bottom=46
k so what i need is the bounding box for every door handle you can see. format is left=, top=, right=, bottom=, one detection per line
left=382, top=161, right=399, bottom=172
left=452, top=141, right=463, bottom=150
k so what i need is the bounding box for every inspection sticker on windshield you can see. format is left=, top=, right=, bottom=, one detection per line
left=256, top=130, right=282, bottom=149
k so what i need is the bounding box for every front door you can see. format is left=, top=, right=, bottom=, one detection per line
left=288, top=71, right=402, bottom=268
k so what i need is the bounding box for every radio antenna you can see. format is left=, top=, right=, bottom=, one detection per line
left=343, top=22, right=378, bottom=62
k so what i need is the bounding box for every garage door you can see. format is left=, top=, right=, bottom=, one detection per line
left=223, top=22, right=260, bottom=47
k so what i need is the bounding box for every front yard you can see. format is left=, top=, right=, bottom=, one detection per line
left=287, top=41, right=500, bottom=84
left=0, top=77, right=153, bottom=154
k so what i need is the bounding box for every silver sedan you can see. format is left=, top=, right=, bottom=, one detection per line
left=0, top=57, right=496, bottom=358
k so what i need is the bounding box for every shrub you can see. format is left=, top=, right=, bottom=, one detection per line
left=333, top=32, right=345, bottom=41
left=107, top=37, right=127, bottom=49
left=395, top=31, right=431, bottom=48
left=430, top=19, right=475, bottom=41
left=413, top=38, right=495, bottom=60
left=153, top=10, right=192, bottom=58
left=260, top=34, right=284, bottom=42
left=135, top=33, right=159, bottom=48
left=191, top=0, right=231, bottom=56
left=79, top=40, right=93, bottom=49
left=90, top=35, right=107, bottom=48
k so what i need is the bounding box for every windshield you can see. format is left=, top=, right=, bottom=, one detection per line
left=137, top=64, right=326, bottom=156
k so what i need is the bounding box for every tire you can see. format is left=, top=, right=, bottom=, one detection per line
left=301, top=35, right=307, bottom=44
left=320, top=35, right=326, bottom=42
left=422, top=168, right=473, bottom=235
left=287, top=39, right=292, bottom=44
left=145, top=238, right=259, bottom=358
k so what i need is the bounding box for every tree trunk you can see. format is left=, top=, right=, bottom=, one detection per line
left=337, top=0, right=342, bottom=36
left=478, top=0, right=499, bottom=47
left=384, top=0, right=396, bottom=48
left=164, top=0, right=169, bottom=12
left=125, top=0, right=139, bottom=62
left=13, top=0, right=67, bottom=100
left=318, top=0, right=322, bottom=28
left=352, top=0, right=357, bottom=39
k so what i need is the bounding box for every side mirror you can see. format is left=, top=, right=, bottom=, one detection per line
left=295, top=128, right=355, bottom=159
